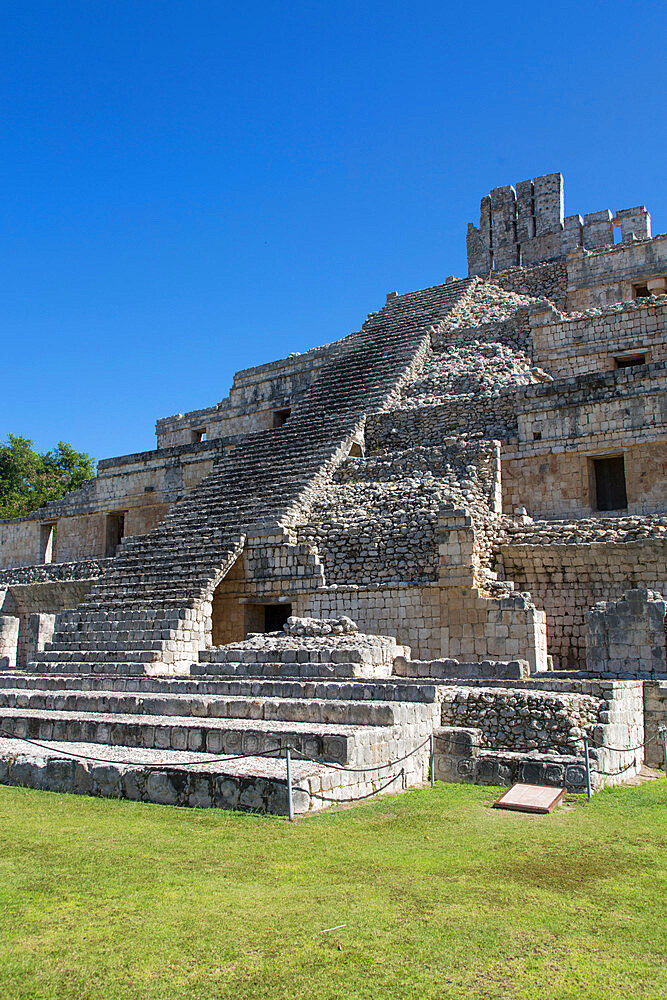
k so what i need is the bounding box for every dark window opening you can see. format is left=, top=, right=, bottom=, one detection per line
left=39, top=523, right=56, bottom=564
left=144, top=485, right=155, bottom=493
left=533, top=431, right=542, bottom=441
left=105, top=512, right=126, bottom=557
left=273, top=408, right=291, bottom=428
left=191, top=428, right=206, bottom=443
left=633, top=284, right=650, bottom=298
left=593, top=456, right=628, bottom=511
left=614, top=353, right=646, bottom=369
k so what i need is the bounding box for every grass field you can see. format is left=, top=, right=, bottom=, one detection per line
left=0, top=779, right=665, bottom=1000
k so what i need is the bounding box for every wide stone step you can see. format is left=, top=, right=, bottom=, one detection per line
left=0, top=671, right=438, bottom=704
left=0, top=668, right=436, bottom=703
left=58, top=610, right=193, bottom=623
left=26, top=661, right=161, bottom=677
left=45, top=640, right=169, bottom=653
left=0, top=736, right=385, bottom=814
left=200, top=644, right=398, bottom=666
left=0, top=707, right=404, bottom=766
left=190, top=659, right=393, bottom=680
left=39, top=648, right=181, bottom=660
left=0, top=688, right=429, bottom=727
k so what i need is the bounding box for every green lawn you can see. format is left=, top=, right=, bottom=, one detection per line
left=0, top=780, right=665, bottom=1000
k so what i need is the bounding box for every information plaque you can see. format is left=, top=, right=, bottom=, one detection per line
left=493, top=783, right=566, bottom=814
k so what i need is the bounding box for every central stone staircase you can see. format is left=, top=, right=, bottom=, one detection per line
left=26, top=279, right=472, bottom=678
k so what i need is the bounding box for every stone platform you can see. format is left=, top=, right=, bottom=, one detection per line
left=0, top=629, right=441, bottom=813
left=0, top=625, right=647, bottom=812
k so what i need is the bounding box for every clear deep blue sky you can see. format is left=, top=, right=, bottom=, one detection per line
left=2, top=0, right=665, bottom=460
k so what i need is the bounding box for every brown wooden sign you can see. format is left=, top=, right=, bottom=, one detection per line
left=493, top=783, right=565, bottom=814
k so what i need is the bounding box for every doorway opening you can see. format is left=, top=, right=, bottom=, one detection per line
left=105, top=512, right=126, bottom=557
left=592, top=455, right=628, bottom=511
left=244, top=602, right=292, bottom=635
left=39, top=523, right=56, bottom=564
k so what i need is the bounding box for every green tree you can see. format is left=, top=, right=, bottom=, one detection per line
left=0, top=435, right=96, bottom=519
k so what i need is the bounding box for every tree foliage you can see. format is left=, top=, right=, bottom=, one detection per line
left=0, top=435, right=96, bottom=519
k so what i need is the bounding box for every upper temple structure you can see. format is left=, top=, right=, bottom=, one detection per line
left=0, top=172, right=665, bottom=812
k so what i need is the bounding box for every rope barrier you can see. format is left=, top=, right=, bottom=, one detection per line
left=1, top=716, right=662, bottom=815
left=0, top=726, right=431, bottom=772
left=590, top=760, right=638, bottom=778
left=289, top=736, right=431, bottom=773
left=589, top=733, right=657, bottom=753
left=292, top=768, right=405, bottom=804
left=0, top=727, right=288, bottom=768
left=1, top=723, right=657, bottom=773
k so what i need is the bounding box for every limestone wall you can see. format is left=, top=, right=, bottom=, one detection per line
left=0, top=436, right=215, bottom=568
left=465, top=171, right=655, bottom=293
left=295, top=580, right=547, bottom=669
left=18, top=612, right=56, bottom=669
left=301, top=444, right=501, bottom=589
left=500, top=362, right=667, bottom=519
left=1, top=580, right=98, bottom=617
left=439, top=586, right=547, bottom=672
left=0, top=520, right=41, bottom=570
left=489, top=260, right=568, bottom=309
left=499, top=535, right=667, bottom=669
left=586, top=588, right=666, bottom=678
left=296, top=585, right=441, bottom=661
left=433, top=679, right=644, bottom=789
left=0, top=559, right=109, bottom=586
left=502, top=440, right=667, bottom=520
left=0, top=615, right=19, bottom=668
left=367, top=397, right=519, bottom=446
left=514, top=365, right=666, bottom=450
left=529, top=297, right=667, bottom=379
left=467, top=174, right=569, bottom=275
left=566, top=235, right=667, bottom=310
left=0, top=561, right=107, bottom=666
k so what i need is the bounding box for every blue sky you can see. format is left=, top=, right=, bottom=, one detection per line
left=2, top=0, right=665, bottom=460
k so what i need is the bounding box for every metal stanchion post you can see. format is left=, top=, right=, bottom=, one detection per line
left=286, top=746, right=293, bottom=821
left=583, top=736, right=592, bottom=800
left=659, top=725, right=667, bottom=777
left=429, top=733, right=435, bottom=787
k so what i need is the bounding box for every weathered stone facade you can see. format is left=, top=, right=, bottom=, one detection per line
left=0, top=171, right=665, bottom=811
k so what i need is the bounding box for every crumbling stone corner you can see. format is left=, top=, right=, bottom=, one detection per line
left=587, top=587, right=667, bottom=677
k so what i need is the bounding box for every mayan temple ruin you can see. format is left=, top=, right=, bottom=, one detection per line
left=0, top=171, right=665, bottom=812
